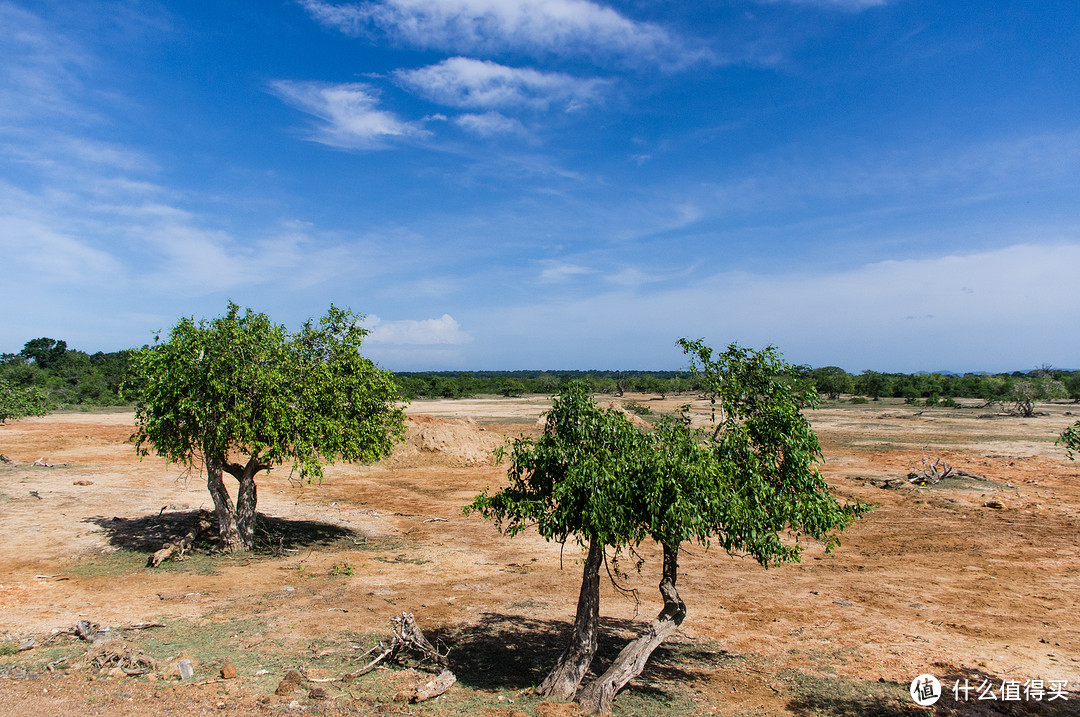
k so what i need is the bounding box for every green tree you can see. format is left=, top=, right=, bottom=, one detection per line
left=469, top=341, right=866, bottom=713
left=126, top=303, right=406, bottom=552
left=19, top=338, right=68, bottom=370
left=1011, top=377, right=1067, bottom=417
left=810, top=366, right=852, bottom=400
left=0, top=378, right=49, bottom=425
left=856, top=370, right=890, bottom=400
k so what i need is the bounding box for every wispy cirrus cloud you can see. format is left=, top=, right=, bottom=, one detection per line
left=299, top=0, right=709, bottom=68
left=395, top=57, right=608, bottom=112
left=453, top=111, right=527, bottom=136
left=538, top=260, right=594, bottom=283
left=268, top=80, right=426, bottom=149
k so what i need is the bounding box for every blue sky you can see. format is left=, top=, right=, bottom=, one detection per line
left=2, top=0, right=1079, bottom=372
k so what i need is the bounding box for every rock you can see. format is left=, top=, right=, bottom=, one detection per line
left=220, top=663, right=238, bottom=679
left=309, top=687, right=328, bottom=699
left=177, top=659, right=194, bottom=680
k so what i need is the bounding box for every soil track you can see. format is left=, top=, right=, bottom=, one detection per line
left=1, top=396, right=1078, bottom=715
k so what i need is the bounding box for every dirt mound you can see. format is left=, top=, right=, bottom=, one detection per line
left=381, top=415, right=504, bottom=468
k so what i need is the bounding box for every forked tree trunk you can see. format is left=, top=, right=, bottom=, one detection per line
left=206, top=457, right=241, bottom=551
left=206, top=455, right=265, bottom=552
left=575, top=543, right=686, bottom=715
left=537, top=539, right=605, bottom=699
left=224, top=457, right=265, bottom=551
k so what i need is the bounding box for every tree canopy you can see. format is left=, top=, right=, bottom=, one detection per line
left=126, top=303, right=406, bottom=551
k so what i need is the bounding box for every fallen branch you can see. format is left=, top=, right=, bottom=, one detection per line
left=148, top=512, right=213, bottom=567
left=345, top=645, right=393, bottom=678
left=413, top=669, right=456, bottom=702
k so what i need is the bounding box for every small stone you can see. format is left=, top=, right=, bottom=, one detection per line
left=178, top=659, right=195, bottom=680
left=309, top=687, right=328, bottom=699
left=288, top=700, right=301, bottom=710
left=220, top=663, right=238, bottom=679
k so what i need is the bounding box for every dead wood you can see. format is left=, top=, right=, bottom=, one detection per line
left=413, top=669, right=456, bottom=702
left=389, top=612, right=449, bottom=669
left=345, top=645, right=393, bottom=678
left=344, top=612, right=449, bottom=680
left=907, top=448, right=987, bottom=484
left=74, top=639, right=159, bottom=675
left=148, top=512, right=213, bottom=567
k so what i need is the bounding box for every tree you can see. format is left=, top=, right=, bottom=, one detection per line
left=0, top=378, right=48, bottom=425
left=126, top=303, right=406, bottom=552
left=469, top=341, right=867, bottom=713
left=1011, top=377, right=1067, bottom=417
left=810, top=366, right=852, bottom=400
left=20, top=337, right=68, bottom=370
left=857, top=370, right=890, bottom=401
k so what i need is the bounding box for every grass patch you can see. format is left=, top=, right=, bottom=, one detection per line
left=779, top=669, right=922, bottom=716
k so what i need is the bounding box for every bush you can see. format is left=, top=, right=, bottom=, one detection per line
left=848, top=397, right=869, bottom=404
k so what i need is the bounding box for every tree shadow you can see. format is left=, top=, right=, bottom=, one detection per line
left=84, top=510, right=356, bottom=555
left=428, top=611, right=716, bottom=698
left=784, top=665, right=1078, bottom=716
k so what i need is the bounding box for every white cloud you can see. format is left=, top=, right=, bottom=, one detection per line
left=268, top=80, right=425, bottom=149
left=453, top=111, right=526, bottom=136
left=538, top=261, right=593, bottom=282
left=366, top=314, right=469, bottom=344
left=299, top=0, right=706, bottom=67
left=395, top=57, right=607, bottom=111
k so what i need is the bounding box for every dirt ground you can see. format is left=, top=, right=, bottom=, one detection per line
left=1, top=395, right=1078, bottom=716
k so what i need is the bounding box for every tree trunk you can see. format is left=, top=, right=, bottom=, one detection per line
left=537, top=539, right=604, bottom=700
left=224, top=457, right=265, bottom=551
left=575, top=543, right=686, bottom=715
left=206, top=457, right=241, bottom=551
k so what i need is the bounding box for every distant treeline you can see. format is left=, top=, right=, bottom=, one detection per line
left=3, top=337, right=1079, bottom=408
left=1, top=338, right=130, bottom=408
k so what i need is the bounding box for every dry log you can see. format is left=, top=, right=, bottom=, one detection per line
left=413, top=669, right=456, bottom=702
left=148, top=513, right=213, bottom=567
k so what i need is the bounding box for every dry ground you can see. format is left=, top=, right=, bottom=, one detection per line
left=1, top=395, right=1078, bottom=716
